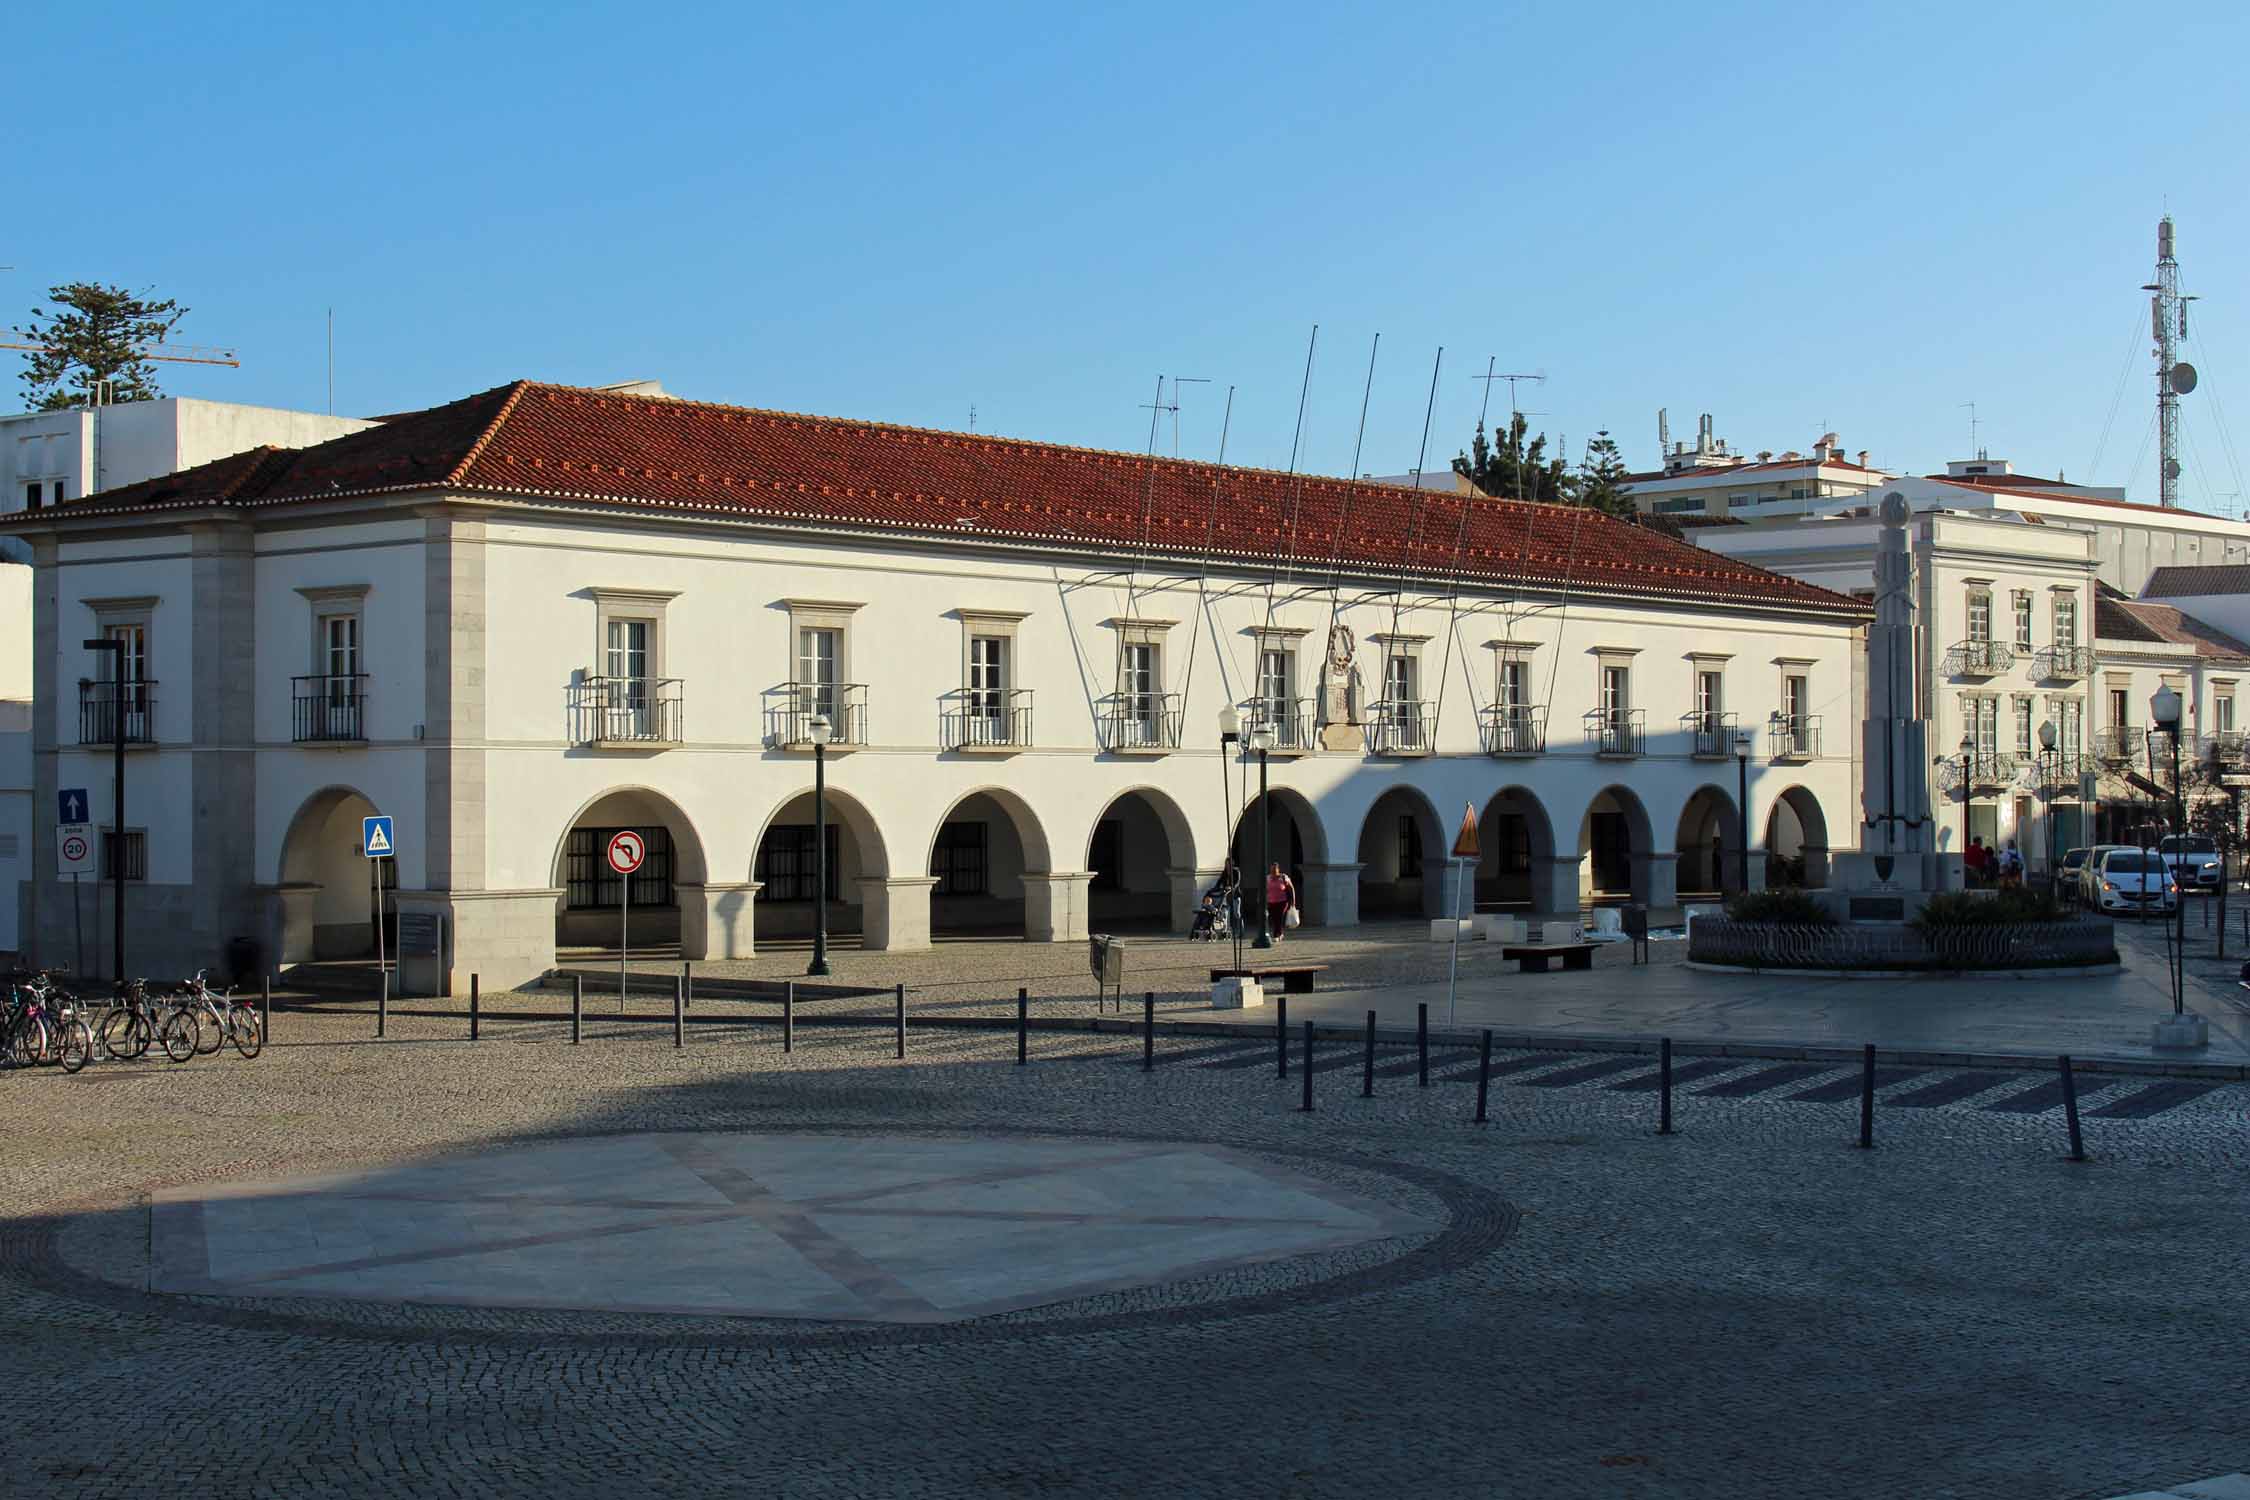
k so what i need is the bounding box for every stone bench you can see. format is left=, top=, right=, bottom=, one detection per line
left=1210, top=965, right=1326, bottom=995
left=1501, top=942, right=1598, bottom=974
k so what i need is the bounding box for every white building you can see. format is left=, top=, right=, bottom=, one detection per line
left=1623, top=416, right=1894, bottom=521
left=3, top=381, right=1867, bottom=990
left=2089, top=583, right=2250, bottom=846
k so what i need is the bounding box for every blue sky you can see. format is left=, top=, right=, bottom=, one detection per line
left=14, top=2, right=2250, bottom=502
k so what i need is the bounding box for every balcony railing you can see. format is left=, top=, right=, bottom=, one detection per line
left=942, top=688, right=1033, bottom=750
left=1682, top=710, right=1737, bottom=758
left=1937, top=751, right=2017, bottom=793
left=1365, top=699, right=1434, bottom=755
left=2031, top=645, right=2093, bottom=680
left=766, top=682, right=869, bottom=748
left=2096, top=726, right=2145, bottom=764
left=1238, top=695, right=1313, bottom=753
left=1585, top=707, right=1645, bottom=757
left=571, top=675, right=683, bottom=746
left=77, top=679, right=155, bottom=745
left=1099, top=691, right=1182, bottom=751
left=1478, top=703, right=1547, bottom=756
left=2019, top=752, right=2096, bottom=792
left=293, top=674, right=368, bottom=743
left=2201, top=729, right=2249, bottom=763
left=1943, top=639, right=2015, bottom=678
left=1768, top=713, right=1820, bottom=762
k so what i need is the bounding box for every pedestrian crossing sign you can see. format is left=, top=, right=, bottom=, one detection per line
left=362, top=815, right=394, bottom=858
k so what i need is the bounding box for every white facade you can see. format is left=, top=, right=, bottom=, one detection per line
left=10, top=452, right=1864, bottom=991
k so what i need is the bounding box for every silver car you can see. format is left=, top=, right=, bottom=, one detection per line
left=2156, top=835, right=2225, bottom=891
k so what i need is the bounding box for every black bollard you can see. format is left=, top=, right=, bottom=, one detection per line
left=1276, top=995, right=1289, bottom=1079
left=470, top=973, right=480, bottom=1041
left=784, top=981, right=795, bottom=1054
left=2060, top=1054, right=2088, bottom=1163
left=1300, top=1020, right=1315, bottom=1112
left=1658, top=1037, right=1674, bottom=1136
left=377, top=970, right=388, bottom=1039
left=571, top=974, right=582, bottom=1045
left=261, top=975, right=272, bottom=1044
left=673, top=975, right=684, bottom=1049
left=683, top=960, right=693, bottom=1010
left=1417, top=1002, right=1429, bottom=1087
left=1016, top=987, right=1028, bottom=1065
left=1361, top=1009, right=1376, bottom=1098
left=894, top=983, right=906, bottom=1059
left=1143, top=991, right=1154, bottom=1072
left=1856, top=1042, right=1876, bottom=1150
left=1474, top=1029, right=1492, bottom=1123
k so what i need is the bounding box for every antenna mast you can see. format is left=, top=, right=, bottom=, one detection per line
left=2143, top=215, right=2197, bottom=509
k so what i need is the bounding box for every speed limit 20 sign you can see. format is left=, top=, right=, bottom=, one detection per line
left=57, top=825, right=94, bottom=876
left=605, top=830, right=647, bottom=876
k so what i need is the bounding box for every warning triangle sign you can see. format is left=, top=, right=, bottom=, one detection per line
left=1450, top=801, right=1480, bottom=860
left=365, top=823, right=391, bottom=854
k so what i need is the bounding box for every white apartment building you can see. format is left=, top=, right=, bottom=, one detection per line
left=1623, top=417, right=1893, bottom=521
left=2088, top=586, right=2250, bottom=846
left=2, top=381, right=1867, bottom=990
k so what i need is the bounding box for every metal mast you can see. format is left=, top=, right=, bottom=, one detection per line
left=2144, top=216, right=2196, bottom=509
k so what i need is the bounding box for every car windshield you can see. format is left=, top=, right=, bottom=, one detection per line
left=2104, top=854, right=2159, bottom=875
left=2062, top=851, right=2088, bottom=867
left=2158, top=837, right=2216, bottom=855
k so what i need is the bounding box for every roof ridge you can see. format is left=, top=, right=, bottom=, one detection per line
left=446, top=380, right=533, bottom=486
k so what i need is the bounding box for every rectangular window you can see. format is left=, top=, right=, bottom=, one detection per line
left=2013, top=698, right=2033, bottom=756
left=1120, top=641, right=1159, bottom=737
left=1397, top=814, right=1424, bottom=877
left=2219, top=695, right=2236, bottom=735
left=1696, top=669, right=1723, bottom=727
left=1785, top=673, right=1808, bottom=722
left=563, top=825, right=674, bottom=910
left=1258, top=646, right=1296, bottom=745
left=2054, top=596, right=2079, bottom=649
left=2012, top=591, right=2034, bottom=650
left=1497, top=658, right=1528, bottom=708
left=968, top=635, right=1007, bottom=718
left=1601, top=665, right=1629, bottom=718
left=1385, top=653, right=1416, bottom=704
left=104, top=621, right=152, bottom=737
left=1969, top=697, right=1998, bottom=755
left=1967, top=589, right=1993, bottom=643
left=931, top=821, right=989, bottom=897
left=99, top=829, right=148, bottom=882
left=2061, top=700, right=2084, bottom=759
left=1654, top=496, right=1702, bottom=514
left=797, top=626, right=840, bottom=721
left=754, top=824, right=838, bottom=904
left=24, top=482, right=42, bottom=511
left=2108, top=688, right=2129, bottom=728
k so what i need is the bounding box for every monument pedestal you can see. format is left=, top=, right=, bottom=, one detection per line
left=2151, top=1012, right=2209, bottom=1049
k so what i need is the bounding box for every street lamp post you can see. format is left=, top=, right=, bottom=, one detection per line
left=1218, top=707, right=1243, bottom=967
left=2037, top=719, right=2059, bottom=890
left=1248, top=718, right=1277, bottom=949
left=806, top=712, right=833, bottom=978
left=82, top=637, right=126, bottom=988
left=1732, top=728, right=1754, bottom=895
left=2152, top=685, right=2186, bottom=1017
left=1956, top=734, right=1976, bottom=890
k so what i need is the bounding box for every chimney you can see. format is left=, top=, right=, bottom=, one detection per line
left=1857, top=450, right=1870, bottom=467
left=1813, top=439, right=1831, bottom=461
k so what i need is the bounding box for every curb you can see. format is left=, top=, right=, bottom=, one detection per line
left=1684, top=961, right=2124, bottom=981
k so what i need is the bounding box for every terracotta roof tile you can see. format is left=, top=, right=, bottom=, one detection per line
left=38, top=381, right=1862, bottom=617
left=2143, top=564, right=2250, bottom=598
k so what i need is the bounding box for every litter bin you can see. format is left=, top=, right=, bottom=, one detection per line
left=227, top=935, right=262, bottom=988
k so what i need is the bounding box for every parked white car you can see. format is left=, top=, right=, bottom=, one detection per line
left=2155, top=835, right=2224, bottom=892
left=2074, top=845, right=2138, bottom=909
left=2087, top=848, right=2180, bottom=916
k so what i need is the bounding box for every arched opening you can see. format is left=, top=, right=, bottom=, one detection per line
left=1475, top=785, right=1555, bottom=912
left=1230, top=786, right=1328, bottom=930
left=551, top=788, right=709, bottom=955
left=1087, top=787, right=1196, bottom=932
left=925, top=788, right=1053, bottom=940
left=1356, top=786, right=1446, bottom=919
left=275, top=786, right=389, bottom=965
left=752, top=786, right=887, bottom=948
left=1577, top=785, right=1655, bottom=906
left=1675, top=786, right=1742, bottom=899
left=1764, top=785, right=1831, bottom=889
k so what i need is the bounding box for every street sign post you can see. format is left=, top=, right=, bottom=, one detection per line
left=363, top=816, right=396, bottom=986
left=606, top=830, right=647, bottom=1009
left=1447, top=803, right=1481, bottom=1024
left=58, top=821, right=92, bottom=977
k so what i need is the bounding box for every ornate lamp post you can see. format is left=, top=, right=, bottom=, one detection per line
left=806, top=712, right=833, bottom=978
left=1732, top=727, right=1754, bottom=894
left=2151, top=685, right=2186, bottom=1016
left=1248, top=717, right=1277, bottom=949
left=1956, top=733, right=1976, bottom=889
left=1217, top=707, right=1243, bottom=964
left=2037, top=718, right=2060, bottom=890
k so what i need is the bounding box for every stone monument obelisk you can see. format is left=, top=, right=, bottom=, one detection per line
left=1831, top=491, right=1935, bottom=917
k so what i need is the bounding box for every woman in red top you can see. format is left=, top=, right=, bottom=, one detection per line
left=1264, top=863, right=1297, bottom=942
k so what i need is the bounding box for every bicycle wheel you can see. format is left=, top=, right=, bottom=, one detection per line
left=158, top=1011, right=197, bottom=1064
left=58, top=1020, right=92, bottom=1074
left=5, top=1018, right=42, bottom=1068
left=193, top=1001, right=226, bottom=1057
left=101, top=1007, right=147, bottom=1061
left=229, top=1008, right=263, bottom=1061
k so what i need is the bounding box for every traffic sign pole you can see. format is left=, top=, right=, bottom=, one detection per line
left=604, top=831, right=648, bottom=1013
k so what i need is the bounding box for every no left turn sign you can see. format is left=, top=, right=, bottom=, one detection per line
left=606, top=830, right=647, bottom=876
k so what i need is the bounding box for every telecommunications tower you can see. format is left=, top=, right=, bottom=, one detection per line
left=2144, top=216, right=2198, bottom=509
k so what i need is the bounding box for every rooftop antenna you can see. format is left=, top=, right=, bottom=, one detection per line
left=326, top=307, right=334, bottom=415
left=968, top=403, right=976, bottom=434
left=1170, top=377, right=1210, bottom=457
left=1961, top=401, right=1983, bottom=460
left=2142, top=215, right=2197, bottom=509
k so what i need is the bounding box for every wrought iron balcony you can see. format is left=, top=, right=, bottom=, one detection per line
left=1365, top=699, right=1434, bottom=755
left=2201, top=729, right=2249, bottom=763
left=1478, top=703, right=1547, bottom=756
left=1942, top=639, right=2015, bottom=678
left=2096, top=726, right=2145, bottom=764
left=1768, top=714, right=1820, bottom=762
left=1098, top=691, right=1182, bottom=752
left=293, top=674, right=368, bottom=743
left=77, top=679, right=155, bottom=745
left=942, top=688, right=1033, bottom=751
left=571, top=675, right=683, bottom=746
left=2031, top=645, right=2093, bottom=680
left=1682, top=710, right=1737, bottom=759
left=2019, top=751, right=2096, bottom=792
left=766, top=682, right=869, bottom=748
left=1936, top=751, right=2017, bottom=793
left=1237, top=695, right=1313, bottom=753
left=1584, top=707, right=1645, bottom=757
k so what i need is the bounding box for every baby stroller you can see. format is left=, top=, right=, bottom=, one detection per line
left=1190, top=888, right=1232, bottom=942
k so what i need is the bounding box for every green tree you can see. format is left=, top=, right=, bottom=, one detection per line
left=1574, top=430, right=1635, bottom=518
left=1451, top=412, right=1567, bottom=504
left=13, top=282, right=185, bottom=410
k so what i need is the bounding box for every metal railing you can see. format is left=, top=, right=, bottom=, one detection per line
left=1584, top=707, right=1645, bottom=757
left=765, top=682, right=869, bottom=747
left=1683, top=710, right=1737, bottom=758
left=292, top=674, right=368, bottom=743
left=77, top=679, right=155, bottom=745
left=1365, top=699, right=1434, bottom=754
left=942, top=688, right=1033, bottom=749
left=570, top=675, right=684, bottom=745
left=2031, top=645, right=2093, bottom=680
left=1238, top=695, right=1312, bottom=752
left=1098, top=691, right=1182, bottom=751
left=1478, top=703, right=1547, bottom=756
left=1688, top=917, right=2117, bottom=970
left=1937, top=750, right=2017, bottom=792
left=2096, top=726, right=2145, bottom=764
left=1767, top=713, right=1820, bottom=761
left=2200, top=729, right=2248, bottom=763
left=1942, top=640, right=2015, bottom=677
left=2021, top=752, right=2096, bottom=792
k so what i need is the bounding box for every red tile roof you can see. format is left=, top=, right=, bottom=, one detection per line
left=2098, top=592, right=2250, bottom=659
left=37, top=381, right=1863, bottom=616
left=2143, top=564, right=2250, bottom=598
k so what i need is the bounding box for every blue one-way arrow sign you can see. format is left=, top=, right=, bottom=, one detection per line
left=59, top=788, right=88, bottom=824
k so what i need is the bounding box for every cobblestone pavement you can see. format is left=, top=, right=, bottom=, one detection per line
left=3, top=1003, right=2247, bottom=1499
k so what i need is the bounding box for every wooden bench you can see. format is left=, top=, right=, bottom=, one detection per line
left=1210, top=964, right=1328, bottom=995
left=1501, top=942, right=1597, bottom=974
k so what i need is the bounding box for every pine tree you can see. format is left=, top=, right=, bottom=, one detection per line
left=1575, top=430, right=1635, bottom=518
left=13, top=282, right=186, bottom=411
left=1451, top=412, right=1567, bottom=504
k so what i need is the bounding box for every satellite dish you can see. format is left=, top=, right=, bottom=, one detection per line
left=2171, top=362, right=2199, bottom=395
